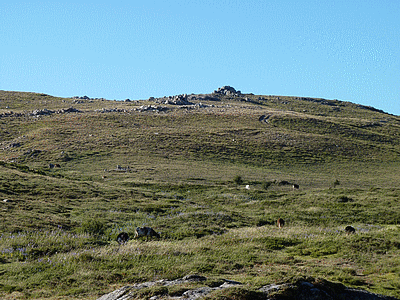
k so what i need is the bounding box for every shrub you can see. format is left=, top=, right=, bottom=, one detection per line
left=337, top=196, right=353, bottom=203
left=263, top=181, right=273, bottom=190
left=255, top=217, right=274, bottom=226
left=234, top=176, right=243, bottom=185
left=76, top=219, right=105, bottom=236
left=333, top=179, right=340, bottom=188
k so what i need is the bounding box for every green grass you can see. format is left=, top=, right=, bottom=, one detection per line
left=1, top=90, right=400, bottom=299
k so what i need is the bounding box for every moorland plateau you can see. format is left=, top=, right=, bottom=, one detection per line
left=0, top=87, right=399, bottom=299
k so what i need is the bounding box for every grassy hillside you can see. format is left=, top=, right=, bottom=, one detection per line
left=1, top=89, right=400, bottom=299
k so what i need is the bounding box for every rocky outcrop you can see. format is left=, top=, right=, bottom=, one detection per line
left=213, top=86, right=241, bottom=96
left=96, top=276, right=398, bottom=300
left=148, top=93, right=219, bottom=105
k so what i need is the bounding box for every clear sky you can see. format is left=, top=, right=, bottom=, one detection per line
left=1, top=1, right=399, bottom=114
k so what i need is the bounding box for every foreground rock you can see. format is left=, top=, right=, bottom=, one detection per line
left=97, top=275, right=398, bottom=300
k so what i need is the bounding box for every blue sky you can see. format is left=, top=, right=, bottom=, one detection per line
left=1, top=1, right=399, bottom=114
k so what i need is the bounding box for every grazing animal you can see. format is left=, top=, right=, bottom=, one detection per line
left=277, top=218, right=285, bottom=228
left=116, top=232, right=129, bottom=244
left=345, top=225, right=356, bottom=234
left=292, top=184, right=299, bottom=190
left=134, top=227, right=160, bottom=240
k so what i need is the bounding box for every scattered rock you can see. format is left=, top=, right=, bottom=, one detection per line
left=1, top=107, right=81, bottom=119
left=259, top=114, right=272, bottom=122
left=95, top=108, right=132, bottom=113
left=1, top=142, right=21, bottom=150
left=72, top=99, right=85, bottom=104
left=0, top=111, right=25, bottom=118
left=23, top=149, right=42, bottom=157
left=112, top=165, right=131, bottom=172
left=30, top=108, right=54, bottom=116
left=134, top=105, right=168, bottom=112
left=57, top=107, right=81, bottom=114
left=182, top=274, right=207, bottom=282
left=153, top=94, right=193, bottom=105
left=48, top=163, right=61, bottom=169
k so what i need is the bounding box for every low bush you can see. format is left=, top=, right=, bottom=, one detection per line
left=75, top=219, right=106, bottom=236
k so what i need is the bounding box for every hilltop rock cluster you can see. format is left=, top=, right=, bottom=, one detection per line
left=97, top=275, right=398, bottom=300
left=213, top=85, right=241, bottom=96
left=72, top=95, right=107, bottom=102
